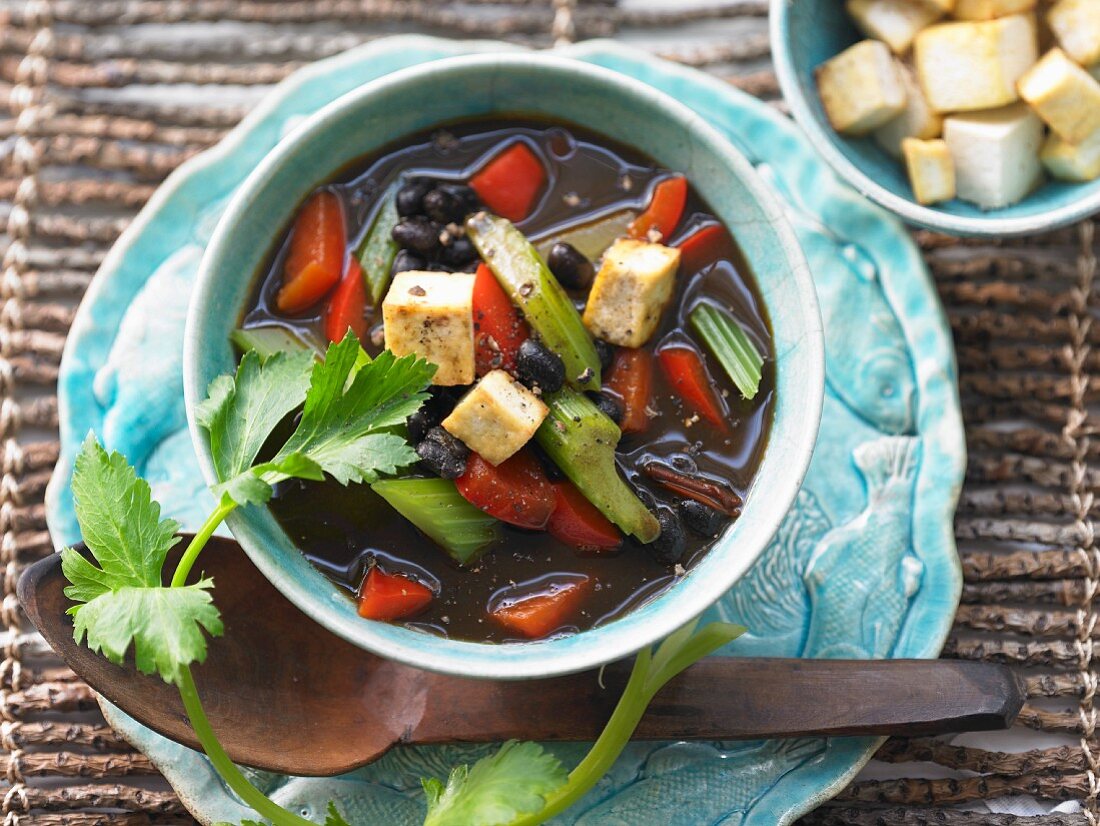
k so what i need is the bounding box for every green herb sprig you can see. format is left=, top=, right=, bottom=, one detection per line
left=64, top=332, right=432, bottom=826
left=61, top=331, right=744, bottom=825
left=421, top=618, right=744, bottom=826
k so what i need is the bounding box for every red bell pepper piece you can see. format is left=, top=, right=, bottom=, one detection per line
left=472, top=262, right=529, bottom=375
left=324, top=257, right=367, bottom=343
left=658, top=344, right=728, bottom=430
left=277, top=190, right=346, bottom=314
left=676, top=222, right=731, bottom=276
left=605, top=347, right=654, bottom=434
left=455, top=450, right=556, bottom=530
left=469, top=141, right=547, bottom=223
left=489, top=578, right=591, bottom=639
left=628, top=175, right=687, bottom=242
left=548, top=481, right=621, bottom=552
left=356, top=567, right=433, bottom=621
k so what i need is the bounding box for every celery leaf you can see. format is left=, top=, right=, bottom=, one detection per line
left=196, top=348, right=314, bottom=485
left=421, top=741, right=567, bottom=826
left=273, top=333, right=435, bottom=485
left=61, top=436, right=222, bottom=686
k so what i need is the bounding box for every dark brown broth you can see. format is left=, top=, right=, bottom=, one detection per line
left=242, top=118, right=775, bottom=642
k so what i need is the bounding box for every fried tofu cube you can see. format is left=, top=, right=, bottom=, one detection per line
left=846, top=0, right=944, bottom=54
left=953, top=0, right=1037, bottom=19
left=582, top=239, right=680, bottom=348
left=1018, top=48, right=1100, bottom=143
left=923, top=0, right=957, bottom=12
left=914, top=15, right=1038, bottom=112
left=816, top=40, right=909, bottom=135
left=902, top=138, right=957, bottom=203
left=1040, top=128, right=1100, bottom=181
left=382, top=271, right=476, bottom=386
left=1048, top=0, right=1100, bottom=66
left=442, top=369, right=548, bottom=466
left=943, top=102, right=1044, bottom=208
left=874, top=63, right=944, bottom=156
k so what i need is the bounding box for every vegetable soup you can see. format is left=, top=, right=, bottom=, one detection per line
left=236, top=118, right=775, bottom=642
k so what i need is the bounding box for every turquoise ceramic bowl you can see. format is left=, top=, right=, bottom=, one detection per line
left=184, top=52, right=824, bottom=680
left=771, top=0, right=1100, bottom=238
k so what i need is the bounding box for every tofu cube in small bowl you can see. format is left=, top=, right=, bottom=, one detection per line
left=771, top=0, right=1100, bottom=236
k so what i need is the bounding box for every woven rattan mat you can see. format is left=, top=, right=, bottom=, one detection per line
left=1, top=1, right=1097, bottom=824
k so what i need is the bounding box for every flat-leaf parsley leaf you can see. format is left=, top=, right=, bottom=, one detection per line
left=195, top=347, right=314, bottom=487
left=70, top=583, right=222, bottom=685
left=324, top=802, right=352, bottom=826
left=422, top=741, right=567, bottom=826
left=61, top=436, right=222, bottom=685
left=66, top=433, right=181, bottom=591
left=200, top=334, right=435, bottom=505
left=272, top=335, right=436, bottom=485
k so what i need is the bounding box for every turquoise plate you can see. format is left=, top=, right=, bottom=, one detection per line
left=44, top=37, right=964, bottom=826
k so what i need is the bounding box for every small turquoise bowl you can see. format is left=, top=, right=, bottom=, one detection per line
left=184, top=52, right=824, bottom=680
left=771, top=0, right=1100, bottom=238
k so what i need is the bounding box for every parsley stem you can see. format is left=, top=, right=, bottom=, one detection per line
left=505, top=621, right=744, bottom=826
left=178, top=666, right=316, bottom=826
left=508, top=647, right=653, bottom=826
left=171, top=498, right=237, bottom=588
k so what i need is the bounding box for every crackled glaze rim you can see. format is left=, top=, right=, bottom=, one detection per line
left=770, top=0, right=1100, bottom=238
left=184, top=51, right=824, bottom=681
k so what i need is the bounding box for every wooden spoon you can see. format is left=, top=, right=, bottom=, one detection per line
left=20, top=535, right=1023, bottom=777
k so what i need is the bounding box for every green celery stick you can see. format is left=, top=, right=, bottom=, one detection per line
left=355, top=183, right=400, bottom=304
left=231, top=325, right=323, bottom=359
left=467, top=212, right=602, bottom=389
left=371, top=477, right=499, bottom=566
left=533, top=208, right=636, bottom=261
left=690, top=304, right=764, bottom=400
left=535, top=387, right=660, bottom=543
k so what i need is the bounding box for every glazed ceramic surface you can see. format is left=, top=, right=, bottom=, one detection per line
left=44, top=38, right=964, bottom=826
left=771, top=0, right=1100, bottom=238
left=183, top=51, right=824, bottom=681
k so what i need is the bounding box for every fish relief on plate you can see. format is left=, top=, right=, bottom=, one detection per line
left=47, top=40, right=961, bottom=826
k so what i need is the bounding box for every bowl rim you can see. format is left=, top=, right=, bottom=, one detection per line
left=769, top=0, right=1100, bottom=239
left=184, top=50, right=825, bottom=679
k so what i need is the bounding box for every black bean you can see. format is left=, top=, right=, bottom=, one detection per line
left=424, top=187, right=470, bottom=224
left=547, top=242, right=595, bottom=289
left=650, top=506, right=687, bottom=565
left=392, top=216, right=442, bottom=256
left=516, top=339, right=566, bottom=393
left=396, top=178, right=432, bottom=217
left=460, top=259, right=481, bottom=273
left=441, top=235, right=477, bottom=266
left=406, top=409, right=434, bottom=444
left=425, top=260, right=454, bottom=272
left=415, top=426, right=469, bottom=479
left=587, top=391, right=623, bottom=425
left=406, top=388, right=459, bottom=443
left=392, top=249, right=426, bottom=276
left=678, top=499, right=726, bottom=537
left=448, top=183, right=481, bottom=213
left=594, top=339, right=615, bottom=372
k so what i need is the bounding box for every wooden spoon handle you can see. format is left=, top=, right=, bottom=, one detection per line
left=411, top=658, right=1024, bottom=744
